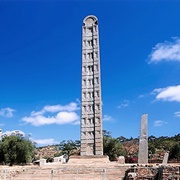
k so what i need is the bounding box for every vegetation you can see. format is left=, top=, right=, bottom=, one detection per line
left=42, top=155, right=54, bottom=162
left=11, top=131, right=178, bottom=164
left=35, top=132, right=180, bottom=163
left=0, top=135, right=35, bottom=165
left=59, top=140, right=80, bottom=157
left=148, top=134, right=180, bottom=161
left=103, top=130, right=126, bottom=161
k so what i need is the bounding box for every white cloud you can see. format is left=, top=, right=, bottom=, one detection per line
left=2, top=130, right=25, bottom=137
left=152, top=85, right=180, bottom=102
left=0, top=107, right=15, bottom=118
left=30, top=102, right=79, bottom=117
left=33, top=138, right=58, bottom=146
left=22, top=102, right=80, bottom=126
left=149, top=38, right=180, bottom=63
left=118, top=100, right=129, bottom=108
left=103, top=115, right=114, bottom=122
left=174, top=111, right=180, bottom=117
left=0, top=129, right=58, bottom=146
left=44, top=102, right=79, bottom=113
left=154, top=120, right=167, bottom=127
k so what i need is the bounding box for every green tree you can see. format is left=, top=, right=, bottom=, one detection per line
left=103, top=131, right=126, bottom=161
left=0, top=145, right=5, bottom=164
left=117, top=136, right=128, bottom=143
left=0, top=135, right=35, bottom=165
left=148, top=134, right=180, bottom=161
left=43, top=155, right=53, bottom=162
left=59, top=140, right=80, bottom=157
left=169, top=143, right=180, bottom=160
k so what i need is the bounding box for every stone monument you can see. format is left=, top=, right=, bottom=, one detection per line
left=80, top=15, right=103, bottom=156
left=162, top=152, right=169, bottom=165
left=138, top=114, right=148, bottom=164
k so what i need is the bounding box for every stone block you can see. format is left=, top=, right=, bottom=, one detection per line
left=118, top=156, right=125, bottom=164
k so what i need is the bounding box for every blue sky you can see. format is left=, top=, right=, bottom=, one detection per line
left=0, top=1, right=180, bottom=146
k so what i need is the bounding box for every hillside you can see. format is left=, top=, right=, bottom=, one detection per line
left=35, top=134, right=180, bottom=162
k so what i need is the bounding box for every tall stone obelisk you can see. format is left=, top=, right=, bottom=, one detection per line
left=80, top=15, right=103, bottom=156
left=138, top=114, right=148, bottom=164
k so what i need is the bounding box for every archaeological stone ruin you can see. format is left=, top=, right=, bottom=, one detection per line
left=80, top=15, right=103, bottom=156
left=0, top=14, right=179, bottom=180
left=138, top=114, right=148, bottom=164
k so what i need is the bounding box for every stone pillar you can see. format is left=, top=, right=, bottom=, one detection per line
left=80, top=15, right=103, bottom=156
left=118, top=156, right=125, bottom=164
left=162, top=152, right=169, bottom=165
left=138, top=114, right=148, bottom=164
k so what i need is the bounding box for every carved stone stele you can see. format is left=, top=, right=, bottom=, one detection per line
left=80, top=15, right=103, bottom=156
left=138, top=114, right=148, bottom=164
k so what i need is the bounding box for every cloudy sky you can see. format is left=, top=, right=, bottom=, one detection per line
left=0, top=1, right=180, bottom=146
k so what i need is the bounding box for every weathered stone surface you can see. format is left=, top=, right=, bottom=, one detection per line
left=138, top=114, right=148, bottom=164
left=162, top=152, right=169, bottom=165
left=68, top=155, right=109, bottom=164
left=118, top=156, right=125, bottom=164
left=80, top=15, right=103, bottom=156
left=40, top=159, right=46, bottom=166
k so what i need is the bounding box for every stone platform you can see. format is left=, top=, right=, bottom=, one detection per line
left=68, top=155, right=110, bottom=164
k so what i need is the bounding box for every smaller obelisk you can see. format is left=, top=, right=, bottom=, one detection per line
left=138, top=114, right=148, bottom=164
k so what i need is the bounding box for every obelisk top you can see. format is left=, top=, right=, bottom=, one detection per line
left=83, top=15, right=98, bottom=26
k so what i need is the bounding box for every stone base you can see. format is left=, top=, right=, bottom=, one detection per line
left=68, top=155, right=109, bottom=164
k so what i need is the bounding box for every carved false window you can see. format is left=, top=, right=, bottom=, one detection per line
left=95, top=91, right=99, bottom=97
left=88, top=132, right=91, bottom=138
left=87, top=40, right=93, bottom=47
left=89, top=105, right=93, bottom=112
left=83, top=66, right=86, bottom=72
left=83, top=92, right=86, bottom=99
left=88, top=79, right=93, bottom=86
left=90, top=92, right=93, bottom=98
left=82, top=106, right=86, bottom=112
left=91, top=52, right=93, bottom=59
left=83, top=40, right=86, bottom=47
left=88, top=118, right=92, bottom=124
left=88, top=92, right=90, bottom=99
left=82, top=118, right=86, bottom=124
left=95, top=52, right=98, bottom=58
left=96, top=117, right=100, bottom=124
left=83, top=27, right=86, bottom=34
left=83, top=79, right=86, bottom=86
left=87, top=27, right=93, bottom=33
left=83, top=53, right=86, bottom=59
left=95, top=77, right=99, bottom=84
left=94, top=26, right=97, bottom=32
left=87, top=66, right=90, bottom=73
left=88, top=66, right=93, bottom=73
left=81, top=132, right=86, bottom=138
left=90, top=132, right=93, bottom=138
left=97, top=104, right=100, bottom=110
left=94, top=65, right=98, bottom=71
left=95, top=104, right=100, bottom=110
